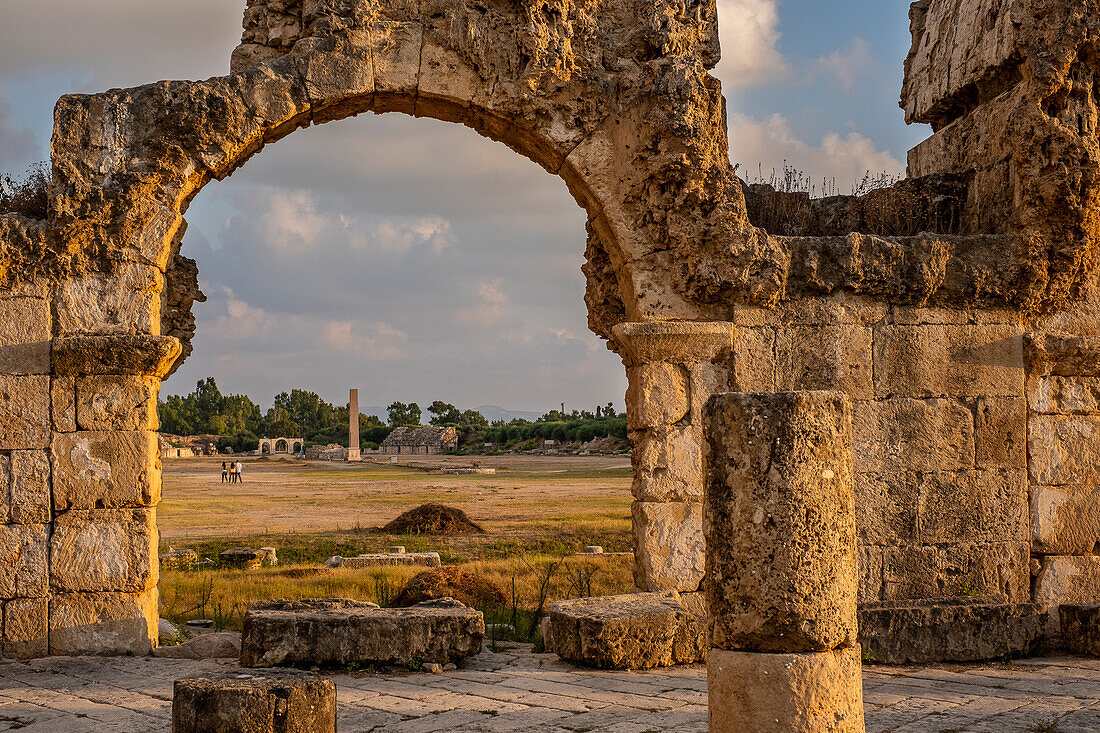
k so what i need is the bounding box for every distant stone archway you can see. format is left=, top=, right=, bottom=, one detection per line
left=4, top=0, right=1100, bottom=657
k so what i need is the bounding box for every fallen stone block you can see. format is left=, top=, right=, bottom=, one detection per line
left=173, top=669, right=335, bottom=733
left=1060, top=605, right=1100, bottom=657
left=324, top=552, right=441, bottom=569
left=155, top=631, right=242, bottom=659
left=858, top=600, right=1046, bottom=664
left=544, top=591, right=705, bottom=669
left=239, top=598, right=483, bottom=668
left=220, top=547, right=266, bottom=570
left=161, top=548, right=199, bottom=571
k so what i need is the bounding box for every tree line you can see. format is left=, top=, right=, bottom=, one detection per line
left=158, top=378, right=627, bottom=452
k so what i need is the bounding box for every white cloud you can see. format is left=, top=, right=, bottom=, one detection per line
left=729, top=113, right=904, bottom=194
left=372, top=216, right=452, bottom=254
left=814, top=38, right=873, bottom=92
left=262, top=190, right=329, bottom=251
left=455, top=278, right=511, bottom=327
left=714, top=0, right=788, bottom=88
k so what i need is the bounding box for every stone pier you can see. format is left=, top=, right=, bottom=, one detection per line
left=704, top=391, right=864, bottom=733
left=347, top=388, right=361, bottom=462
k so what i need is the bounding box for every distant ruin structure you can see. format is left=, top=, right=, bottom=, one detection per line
left=0, top=0, right=1099, bottom=656
left=258, top=437, right=302, bottom=455
left=347, top=388, right=361, bottom=462
left=380, top=426, right=458, bottom=455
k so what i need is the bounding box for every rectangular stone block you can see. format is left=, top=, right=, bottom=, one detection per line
left=859, top=546, right=883, bottom=604
left=0, top=298, right=50, bottom=374
left=2, top=597, right=48, bottom=658
left=688, top=361, right=730, bottom=425
left=976, top=396, right=1026, bottom=468
left=873, top=324, right=1023, bottom=398
left=49, top=588, right=158, bottom=656
left=6, top=451, right=51, bottom=524
left=50, top=508, right=158, bottom=593
left=51, top=431, right=160, bottom=510
left=626, top=363, right=689, bottom=430
left=631, top=501, right=703, bottom=593
left=774, top=325, right=873, bottom=399
left=917, top=469, right=1028, bottom=544
left=707, top=647, right=864, bottom=733
left=1028, top=375, right=1100, bottom=414
left=173, top=670, right=336, bottom=733
left=1060, top=604, right=1100, bottom=657
left=52, top=376, right=76, bottom=432
left=0, top=375, right=50, bottom=449
left=630, top=425, right=704, bottom=502
left=730, top=326, right=775, bottom=392
left=853, top=397, right=974, bottom=473
left=705, top=392, right=857, bottom=653
left=1028, top=415, right=1100, bottom=485
left=75, top=375, right=160, bottom=430
left=0, top=524, right=48, bottom=598
left=369, top=21, right=421, bottom=113
left=1032, top=484, right=1100, bottom=555
left=882, top=542, right=1029, bottom=602
left=855, top=473, right=919, bottom=546
left=1034, top=556, right=1100, bottom=610
left=55, top=263, right=163, bottom=336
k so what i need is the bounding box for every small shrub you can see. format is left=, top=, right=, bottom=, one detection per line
left=0, top=163, right=49, bottom=219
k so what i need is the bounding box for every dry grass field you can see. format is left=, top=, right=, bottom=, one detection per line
left=157, top=455, right=635, bottom=635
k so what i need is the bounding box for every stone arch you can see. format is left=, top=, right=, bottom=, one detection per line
left=291, top=440, right=303, bottom=454
left=260, top=440, right=272, bottom=454
left=274, top=439, right=288, bottom=453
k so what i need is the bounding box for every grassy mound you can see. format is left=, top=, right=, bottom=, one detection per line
left=380, top=503, right=485, bottom=535
left=392, top=566, right=507, bottom=609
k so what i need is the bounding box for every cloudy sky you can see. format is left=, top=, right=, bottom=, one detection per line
left=1, top=1, right=928, bottom=416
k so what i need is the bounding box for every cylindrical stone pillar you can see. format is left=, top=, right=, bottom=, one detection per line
left=704, top=391, right=863, bottom=733
left=348, top=388, right=361, bottom=461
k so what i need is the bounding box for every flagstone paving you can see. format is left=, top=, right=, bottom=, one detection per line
left=1, top=645, right=1098, bottom=732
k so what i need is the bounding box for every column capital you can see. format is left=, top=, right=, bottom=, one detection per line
left=611, top=321, right=735, bottom=367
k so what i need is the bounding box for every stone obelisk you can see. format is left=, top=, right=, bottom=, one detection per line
left=347, top=388, right=361, bottom=461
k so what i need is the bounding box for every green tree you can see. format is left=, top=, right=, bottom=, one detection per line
left=428, top=400, right=461, bottom=425
left=387, top=401, right=422, bottom=427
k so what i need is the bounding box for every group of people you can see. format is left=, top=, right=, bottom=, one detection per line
left=221, top=460, right=244, bottom=483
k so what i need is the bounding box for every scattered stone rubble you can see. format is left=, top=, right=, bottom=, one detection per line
left=239, top=598, right=484, bottom=668
left=324, top=550, right=441, bottom=569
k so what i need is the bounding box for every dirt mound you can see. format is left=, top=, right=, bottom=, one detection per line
left=381, top=503, right=485, bottom=535
left=392, top=567, right=507, bottom=609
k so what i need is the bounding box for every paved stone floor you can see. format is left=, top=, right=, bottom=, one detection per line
left=1, top=645, right=1099, bottom=732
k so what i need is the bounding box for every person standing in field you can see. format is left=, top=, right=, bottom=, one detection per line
left=221, top=461, right=228, bottom=483
left=235, top=460, right=244, bottom=483
left=228, top=461, right=236, bottom=483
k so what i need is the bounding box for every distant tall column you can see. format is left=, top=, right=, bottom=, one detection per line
left=347, top=388, right=361, bottom=461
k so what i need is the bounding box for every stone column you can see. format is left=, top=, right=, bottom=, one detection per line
left=704, top=391, right=863, bottom=733
left=347, top=388, right=361, bottom=462
left=612, top=321, right=735, bottom=597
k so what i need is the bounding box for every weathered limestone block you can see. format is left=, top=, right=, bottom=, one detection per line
left=1028, top=376, right=1100, bottom=414
left=859, top=600, right=1046, bottom=664
left=625, top=363, right=689, bottom=430
left=730, top=326, right=775, bottom=392
left=630, top=425, right=704, bottom=502
left=976, top=396, right=1026, bottom=467
left=612, top=322, right=736, bottom=366
left=55, top=264, right=164, bottom=335
left=329, top=552, right=442, bottom=569
left=173, top=670, right=336, bottom=733
left=855, top=473, right=919, bottom=546
left=0, top=524, right=48, bottom=598
left=220, top=547, right=267, bottom=570
left=292, top=32, right=374, bottom=124
left=873, top=324, right=1023, bottom=398
left=1033, top=485, right=1100, bottom=555
left=688, top=361, right=731, bottom=425
left=154, top=631, right=241, bottom=659
left=1029, top=415, right=1100, bottom=485
left=631, top=501, right=704, bottom=593
left=917, top=469, right=1027, bottom=544
left=2, top=597, right=48, bottom=658
left=75, top=375, right=160, bottom=430
left=52, top=431, right=160, bottom=510
left=705, top=391, right=857, bottom=653
left=0, top=298, right=50, bottom=374
left=6, top=451, right=50, bottom=525
left=882, top=542, right=1029, bottom=602
left=1060, top=605, right=1100, bottom=657
left=544, top=592, right=705, bottom=670
left=773, top=325, right=873, bottom=399
left=49, top=589, right=158, bottom=655
left=52, top=376, right=75, bottom=431
left=370, top=21, right=422, bottom=113
left=707, top=647, right=865, bottom=733
left=53, top=335, right=181, bottom=377
left=1034, top=556, right=1100, bottom=612
left=240, top=598, right=484, bottom=668
left=50, top=508, right=158, bottom=593
left=859, top=546, right=884, bottom=604
left=0, top=375, right=50, bottom=449
left=853, top=397, right=973, bottom=473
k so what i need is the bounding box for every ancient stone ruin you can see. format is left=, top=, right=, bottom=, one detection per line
left=0, top=0, right=1099, bottom=664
